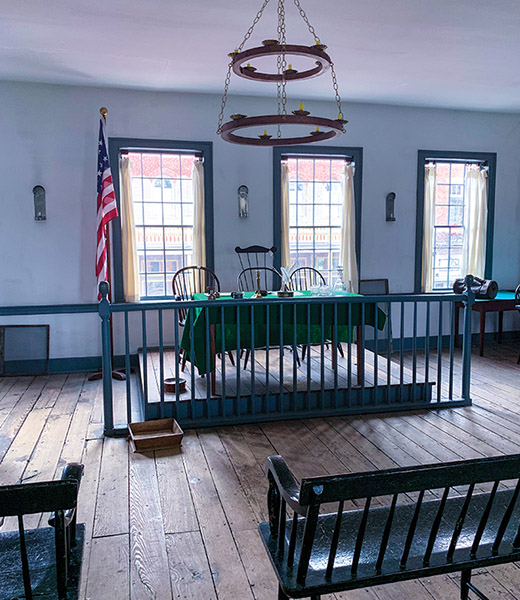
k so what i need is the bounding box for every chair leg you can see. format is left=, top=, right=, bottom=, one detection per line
left=227, top=351, right=236, bottom=366
left=460, top=569, right=471, bottom=600
left=302, top=345, right=307, bottom=361
left=243, top=349, right=251, bottom=370
left=278, top=584, right=290, bottom=600
left=337, top=342, right=344, bottom=358
left=55, top=511, right=68, bottom=600
left=517, top=352, right=520, bottom=365
left=181, top=353, right=187, bottom=372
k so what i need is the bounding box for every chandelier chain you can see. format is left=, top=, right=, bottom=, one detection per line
left=277, top=0, right=288, bottom=121
left=238, top=0, right=272, bottom=52
left=330, top=62, right=344, bottom=119
left=216, top=61, right=233, bottom=134
left=292, top=0, right=320, bottom=43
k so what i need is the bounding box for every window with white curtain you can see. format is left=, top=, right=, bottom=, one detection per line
left=416, top=151, right=496, bottom=293
left=286, top=155, right=349, bottom=286
left=126, top=151, right=199, bottom=298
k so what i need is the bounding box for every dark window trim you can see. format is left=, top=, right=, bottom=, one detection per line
left=414, top=150, right=496, bottom=293
left=272, top=145, right=363, bottom=273
left=108, top=137, right=214, bottom=303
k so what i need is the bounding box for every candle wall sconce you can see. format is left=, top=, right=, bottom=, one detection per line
left=33, top=185, right=46, bottom=221
left=386, top=192, right=396, bottom=222
left=238, top=185, right=249, bottom=218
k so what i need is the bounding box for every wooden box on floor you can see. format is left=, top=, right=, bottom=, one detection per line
left=128, top=418, right=184, bottom=453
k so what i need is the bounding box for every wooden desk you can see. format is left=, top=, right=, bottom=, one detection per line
left=454, top=291, right=517, bottom=356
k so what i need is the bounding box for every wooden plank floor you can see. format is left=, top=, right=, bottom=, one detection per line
left=1, top=342, right=520, bottom=599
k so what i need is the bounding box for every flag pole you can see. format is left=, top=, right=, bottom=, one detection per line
left=89, top=107, right=126, bottom=383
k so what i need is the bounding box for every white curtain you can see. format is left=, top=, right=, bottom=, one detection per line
left=192, top=159, right=206, bottom=267
left=462, top=168, right=488, bottom=279
left=340, top=163, right=359, bottom=293
left=280, top=161, right=291, bottom=267
left=422, top=165, right=437, bottom=293
left=120, top=156, right=140, bottom=302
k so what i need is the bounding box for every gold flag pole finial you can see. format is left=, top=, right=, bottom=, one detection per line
left=99, top=107, right=108, bottom=120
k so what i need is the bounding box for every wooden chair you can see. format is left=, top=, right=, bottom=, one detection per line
left=0, top=463, right=84, bottom=600
left=237, top=266, right=282, bottom=293
left=290, top=267, right=344, bottom=361
left=235, top=245, right=277, bottom=291
left=172, top=266, right=235, bottom=371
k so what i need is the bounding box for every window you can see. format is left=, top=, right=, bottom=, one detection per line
left=415, top=150, right=496, bottom=293
left=109, top=139, right=213, bottom=302
left=273, top=146, right=363, bottom=287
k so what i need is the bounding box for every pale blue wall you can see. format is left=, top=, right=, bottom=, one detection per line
left=1, top=80, right=519, bottom=357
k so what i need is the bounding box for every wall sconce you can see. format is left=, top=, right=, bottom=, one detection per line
left=33, top=185, right=46, bottom=221
left=385, top=192, right=396, bottom=222
left=238, top=185, right=249, bottom=218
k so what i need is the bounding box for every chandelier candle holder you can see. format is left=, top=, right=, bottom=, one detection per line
left=217, top=0, right=347, bottom=147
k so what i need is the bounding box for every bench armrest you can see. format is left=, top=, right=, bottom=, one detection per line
left=265, top=455, right=304, bottom=520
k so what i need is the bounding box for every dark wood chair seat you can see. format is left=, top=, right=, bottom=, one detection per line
left=0, top=462, right=84, bottom=600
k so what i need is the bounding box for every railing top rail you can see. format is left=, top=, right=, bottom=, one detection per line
left=108, top=293, right=466, bottom=313
left=0, top=303, right=99, bottom=316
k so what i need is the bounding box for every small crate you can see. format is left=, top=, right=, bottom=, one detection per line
left=128, top=418, right=184, bottom=453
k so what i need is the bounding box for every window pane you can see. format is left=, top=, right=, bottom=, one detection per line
left=297, top=159, right=313, bottom=181
left=436, top=163, right=450, bottom=184
left=143, top=203, right=163, bottom=225
left=435, top=206, right=448, bottom=226
left=144, top=227, right=164, bottom=249
left=314, top=204, right=330, bottom=226
left=450, top=163, right=465, bottom=184
left=164, top=227, right=183, bottom=249
left=314, top=182, right=329, bottom=204
left=449, top=206, right=464, bottom=226
left=146, top=274, right=166, bottom=297
left=128, top=153, right=142, bottom=177
left=163, top=203, right=182, bottom=225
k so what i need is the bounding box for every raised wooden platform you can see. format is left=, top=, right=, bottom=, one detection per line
left=1, top=342, right=520, bottom=599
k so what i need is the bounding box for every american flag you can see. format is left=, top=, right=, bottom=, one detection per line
left=96, top=116, right=118, bottom=298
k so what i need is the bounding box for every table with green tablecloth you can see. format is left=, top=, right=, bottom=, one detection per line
left=179, top=291, right=387, bottom=392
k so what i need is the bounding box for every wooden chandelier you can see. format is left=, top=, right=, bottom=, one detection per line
left=216, top=0, right=347, bottom=147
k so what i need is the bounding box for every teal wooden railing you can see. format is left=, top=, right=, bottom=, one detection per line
left=98, top=276, right=476, bottom=436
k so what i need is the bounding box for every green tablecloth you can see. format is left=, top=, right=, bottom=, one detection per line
left=180, top=291, right=387, bottom=375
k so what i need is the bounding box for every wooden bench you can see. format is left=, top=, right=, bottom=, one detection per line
left=0, top=462, right=84, bottom=600
left=259, top=454, right=520, bottom=600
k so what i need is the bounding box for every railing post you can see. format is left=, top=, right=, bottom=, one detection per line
left=99, top=281, right=114, bottom=435
left=461, top=274, right=475, bottom=404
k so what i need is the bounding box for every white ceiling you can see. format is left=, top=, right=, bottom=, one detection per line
left=2, top=0, right=520, bottom=112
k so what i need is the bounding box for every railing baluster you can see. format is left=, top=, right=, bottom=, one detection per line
left=189, top=307, right=196, bottom=420
left=326, top=500, right=344, bottom=579
left=376, top=493, right=398, bottom=572
left=399, top=302, right=404, bottom=402
left=360, top=303, right=366, bottom=401
left=386, top=302, right=392, bottom=403
left=204, top=306, right=211, bottom=405
left=449, top=302, right=455, bottom=400
left=320, top=302, right=325, bottom=409
left=400, top=489, right=425, bottom=569
left=158, top=309, right=165, bottom=419
left=279, top=303, right=284, bottom=414
left=423, top=486, right=450, bottom=566
left=306, top=302, right=311, bottom=410
left=412, top=301, right=417, bottom=400
left=124, top=311, right=132, bottom=425
left=447, top=483, right=475, bottom=562
left=351, top=497, right=371, bottom=575
left=437, top=301, right=443, bottom=402
left=141, top=310, right=148, bottom=407
left=265, top=303, right=270, bottom=412
left=220, top=305, right=226, bottom=417
left=347, top=302, right=352, bottom=398
left=374, top=301, right=379, bottom=399
left=292, top=302, right=297, bottom=410
left=425, top=301, right=431, bottom=394
left=173, top=308, right=180, bottom=417
left=471, top=480, right=499, bottom=557
left=492, top=479, right=520, bottom=555
left=236, top=305, right=241, bottom=416
left=333, top=302, right=338, bottom=407
left=251, top=304, right=255, bottom=414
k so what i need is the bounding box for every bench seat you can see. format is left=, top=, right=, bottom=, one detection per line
left=260, top=454, right=520, bottom=599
